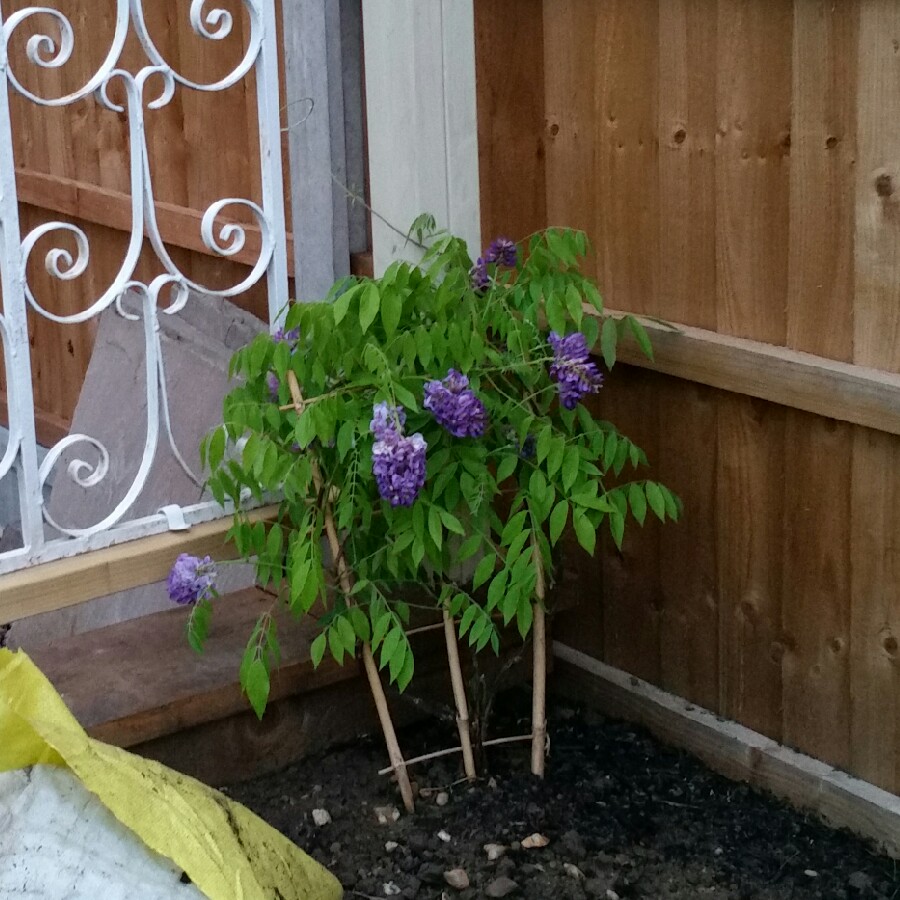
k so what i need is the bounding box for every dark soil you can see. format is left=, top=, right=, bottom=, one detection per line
left=226, top=695, right=898, bottom=900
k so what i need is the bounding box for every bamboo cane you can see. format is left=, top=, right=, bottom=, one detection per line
left=530, top=536, right=548, bottom=777
left=287, top=372, right=415, bottom=812
left=442, top=608, right=477, bottom=781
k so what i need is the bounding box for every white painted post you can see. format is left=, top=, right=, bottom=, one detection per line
left=282, top=0, right=352, bottom=300
left=361, top=0, right=482, bottom=274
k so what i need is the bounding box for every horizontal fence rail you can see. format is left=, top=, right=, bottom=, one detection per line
left=0, top=0, right=289, bottom=575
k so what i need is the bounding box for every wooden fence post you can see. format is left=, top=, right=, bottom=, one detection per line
left=281, top=0, right=353, bottom=300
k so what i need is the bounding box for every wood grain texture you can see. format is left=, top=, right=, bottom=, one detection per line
left=597, top=369, right=662, bottom=686
left=654, top=1, right=719, bottom=710
left=713, top=0, right=791, bottom=757
left=475, top=0, right=547, bottom=242
left=850, top=0, right=900, bottom=791
left=474, top=0, right=900, bottom=794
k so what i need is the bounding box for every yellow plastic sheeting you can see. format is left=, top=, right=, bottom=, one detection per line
left=0, top=648, right=342, bottom=900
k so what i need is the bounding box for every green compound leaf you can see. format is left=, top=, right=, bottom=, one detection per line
left=360, top=283, right=380, bottom=333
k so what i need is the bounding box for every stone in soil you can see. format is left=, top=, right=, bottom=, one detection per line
left=225, top=691, right=900, bottom=900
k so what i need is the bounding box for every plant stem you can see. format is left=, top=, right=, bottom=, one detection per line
left=377, top=733, right=533, bottom=776
left=288, top=372, right=415, bottom=813
left=530, top=535, right=548, bottom=777
left=443, top=608, right=477, bottom=781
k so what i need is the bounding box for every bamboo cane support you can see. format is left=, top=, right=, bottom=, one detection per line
left=287, top=372, right=415, bottom=812
left=530, top=536, right=548, bottom=777
left=442, top=608, right=477, bottom=781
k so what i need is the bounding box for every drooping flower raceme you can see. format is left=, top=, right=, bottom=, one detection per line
left=484, top=236, right=517, bottom=268
left=548, top=331, right=604, bottom=409
left=470, top=237, right=518, bottom=292
left=372, top=431, right=427, bottom=507
left=167, top=553, right=218, bottom=605
left=470, top=257, right=490, bottom=292
left=424, top=369, right=488, bottom=438
left=266, top=371, right=280, bottom=401
left=370, top=401, right=407, bottom=442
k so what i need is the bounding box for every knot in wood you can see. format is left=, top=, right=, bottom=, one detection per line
left=875, top=172, right=894, bottom=198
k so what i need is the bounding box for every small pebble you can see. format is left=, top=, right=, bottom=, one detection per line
left=606, top=891, right=620, bottom=900
left=436, top=791, right=450, bottom=807
left=385, top=841, right=399, bottom=853
left=564, top=863, right=585, bottom=880
left=437, top=829, right=452, bottom=843
left=383, top=883, right=401, bottom=897
left=521, top=833, right=550, bottom=849
left=374, top=805, right=401, bottom=825
left=311, top=808, right=331, bottom=827
left=804, top=870, right=819, bottom=878
left=484, top=843, right=507, bottom=861
left=444, top=868, right=470, bottom=890
left=485, top=875, right=519, bottom=898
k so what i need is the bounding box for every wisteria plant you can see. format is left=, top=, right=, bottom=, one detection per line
left=172, top=223, right=680, bottom=812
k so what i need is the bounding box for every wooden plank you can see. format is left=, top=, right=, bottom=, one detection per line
left=0, top=506, right=278, bottom=622
left=28, top=585, right=356, bottom=747
left=780, top=411, right=852, bottom=769
left=553, top=642, right=900, bottom=858
left=714, top=0, right=791, bottom=748
left=654, top=0, right=719, bottom=711
left=597, top=370, right=662, bottom=685
left=282, top=0, right=351, bottom=300
left=597, top=309, right=900, bottom=437
left=849, top=428, right=900, bottom=791
left=851, top=0, right=900, bottom=793
left=475, top=0, right=547, bottom=242
left=715, top=0, right=792, bottom=345
left=715, top=395, right=785, bottom=739
left=786, top=0, right=857, bottom=363
left=656, top=379, right=719, bottom=711
left=593, top=0, right=660, bottom=315
left=779, top=0, right=858, bottom=774
left=15, top=169, right=296, bottom=278
left=657, top=0, right=717, bottom=330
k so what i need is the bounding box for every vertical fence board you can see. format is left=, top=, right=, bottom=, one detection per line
left=777, top=0, right=858, bottom=771
left=654, top=1, right=719, bottom=710
left=599, top=370, right=662, bottom=686
left=850, top=0, right=900, bottom=790
left=714, top=0, right=792, bottom=740
left=716, top=397, right=786, bottom=739
left=542, top=0, right=596, bottom=243
left=475, top=0, right=546, bottom=244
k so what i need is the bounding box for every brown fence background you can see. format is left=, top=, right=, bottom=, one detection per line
left=476, top=0, right=900, bottom=794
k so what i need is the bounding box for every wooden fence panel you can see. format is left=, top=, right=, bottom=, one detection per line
left=476, top=0, right=900, bottom=791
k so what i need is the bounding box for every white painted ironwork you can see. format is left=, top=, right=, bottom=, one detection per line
left=0, top=0, right=289, bottom=574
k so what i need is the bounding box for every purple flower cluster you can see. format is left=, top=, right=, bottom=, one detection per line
left=423, top=370, right=487, bottom=438
left=484, top=237, right=518, bottom=268
left=267, top=371, right=280, bottom=401
left=167, top=553, right=217, bottom=605
left=370, top=401, right=407, bottom=441
left=548, top=331, right=604, bottom=409
left=370, top=402, right=426, bottom=506
left=470, top=236, right=518, bottom=291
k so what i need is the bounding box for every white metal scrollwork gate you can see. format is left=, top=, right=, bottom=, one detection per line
left=0, top=0, right=289, bottom=575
